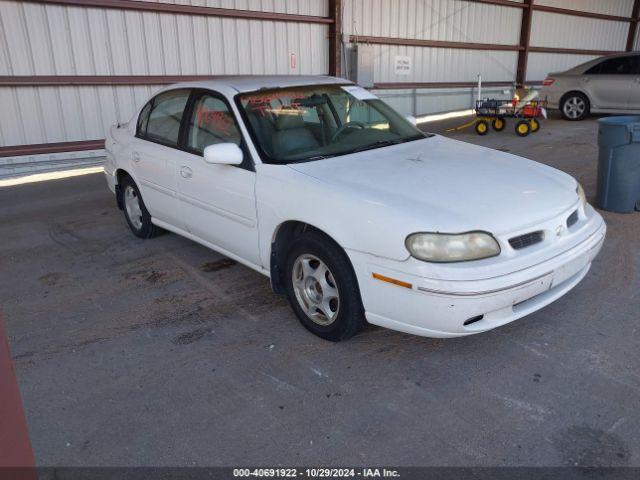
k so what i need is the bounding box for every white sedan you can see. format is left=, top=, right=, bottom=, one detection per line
left=104, top=76, right=606, bottom=341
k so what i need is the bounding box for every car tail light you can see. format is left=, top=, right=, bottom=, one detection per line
left=543, top=77, right=555, bottom=86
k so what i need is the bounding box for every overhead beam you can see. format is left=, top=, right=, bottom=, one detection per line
left=516, top=0, right=533, bottom=87
left=349, top=35, right=521, bottom=51
left=19, top=0, right=333, bottom=24
left=328, top=0, right=342, bottom=77
left=464, top=0, right=527, bottom=8
left=531, top=4, right=633, bottom=23
left=627, top=0, right=640, bottom=51
left=528, top=46, right=623, bottom=56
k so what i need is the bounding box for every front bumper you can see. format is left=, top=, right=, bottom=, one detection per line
left=348, top=213, right=606, bottom=338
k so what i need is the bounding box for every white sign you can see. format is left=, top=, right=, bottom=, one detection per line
left=394, top=55, right=412, bottom=76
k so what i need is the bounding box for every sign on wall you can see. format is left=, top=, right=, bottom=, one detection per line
left=394, top=56, right=412, bottom=76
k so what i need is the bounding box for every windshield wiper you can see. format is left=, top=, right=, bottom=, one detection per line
left=285, top=154, right=334, bottom=164
left=349, top=139, right=405, bottom=154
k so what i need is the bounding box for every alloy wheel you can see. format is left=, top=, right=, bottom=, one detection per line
left=124, top=185, right=143, bottom=230
left=291, top=254, right=340, bottom=325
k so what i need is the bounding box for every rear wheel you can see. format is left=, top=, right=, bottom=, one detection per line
left=285, top=232, right=365, bottom=341
left=120, top=175, right=160, bottom=239
left=492, top=117, right=506, bottom=131
left=561, top=93, right=589, bottom=121
left=529, top=118, right=540, bottom=133
left=515, top=120, right=531, bottom=137
left=475, top=120, right=489, bottom=136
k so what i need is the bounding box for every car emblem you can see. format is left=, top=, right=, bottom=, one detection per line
left=556, top=225, right=566, bottom=236
left=407, top=153, right=423, bottom=162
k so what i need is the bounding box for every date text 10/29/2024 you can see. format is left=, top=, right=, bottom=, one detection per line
left=233, top=468, right=400, bottom=478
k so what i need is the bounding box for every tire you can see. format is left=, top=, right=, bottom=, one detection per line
left=560, top=92, right=589, bottom=121
left=515, top=119, right=531, bottom=137
left=284, top=231, right=365, bottom=341
left=529, top=118, right=540, bottom=133
left=492, top=117, right=506, bottom=131
left=475, top=120, right=489, bottom=136
left=119, top=174, right=161, bottom=239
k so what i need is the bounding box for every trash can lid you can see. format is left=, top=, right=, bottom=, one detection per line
left=598, top=116, right=640, bottom=127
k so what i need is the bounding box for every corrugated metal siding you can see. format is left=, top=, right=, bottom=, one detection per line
left=343, top=0, right=522, bottom=45
left=371, top=45, right=517, bottom=83
left=533, top=0, right=634, bottom=17
left=136, top=0, right=328, bottom=16
left=343, top=0, right=520, bottom=104
left=0, top=85, right=163, bottom=146
left=525, top=52, right=597, bottom=81
left=635, top=25, right=640, bottom=51
left=530, top=11, right=628, bottom=51
left=0, top=1, right=328, bottom=76
left=0, top=0, right=329, bottom=170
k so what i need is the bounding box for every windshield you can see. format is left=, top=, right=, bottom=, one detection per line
left=237, top=84, right=427, bottom=164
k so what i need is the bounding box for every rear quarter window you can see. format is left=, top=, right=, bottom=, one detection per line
left=138, top=89, right=191, bottom=146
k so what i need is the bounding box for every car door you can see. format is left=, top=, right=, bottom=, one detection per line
left=131, top=88, right=191, bottom=229
left=174, top=90, right=260, bottom=265
left=627, top=55, right=640, bottom=111
left=582, top=56, right=635, bottom=110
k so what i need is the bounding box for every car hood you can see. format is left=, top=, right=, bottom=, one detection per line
left=287, top=135, right=577, bottom=236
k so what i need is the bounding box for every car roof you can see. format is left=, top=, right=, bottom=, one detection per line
left=164, top=75, right=353, bottom=94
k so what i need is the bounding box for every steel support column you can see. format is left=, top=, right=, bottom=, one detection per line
left=516, top=0, right=534, bottom=87
left=328, top=0, right=342, bottom=77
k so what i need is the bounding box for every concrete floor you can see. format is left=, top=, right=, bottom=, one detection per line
left=1, top=113, right=639, bottom=467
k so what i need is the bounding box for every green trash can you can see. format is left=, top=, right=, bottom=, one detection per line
left=596, top=116, right=640, bottom=213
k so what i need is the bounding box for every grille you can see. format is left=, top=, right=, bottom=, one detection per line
left=566, top=210, right=579, bottom=228
left=509, top=231, right=545, bottom=250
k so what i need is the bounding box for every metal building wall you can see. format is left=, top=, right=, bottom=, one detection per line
left=343, top=0, right=523, bottom=44
left=526, top=0, right=635, bottom=81
left=534, top=0, right=634, bottom=17
left=343, top=0, right=523, bottom=116
left=0, top=0, right=329, bottom=175
left=135, top=0, right=328, bottom=16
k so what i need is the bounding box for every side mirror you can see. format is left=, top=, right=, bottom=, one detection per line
left=203, top=143, right=243, bottom=166
left=406, top=115, right=418, bottom=126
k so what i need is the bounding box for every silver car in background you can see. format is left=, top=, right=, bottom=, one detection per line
left=542, top=52, right=640, bottom=121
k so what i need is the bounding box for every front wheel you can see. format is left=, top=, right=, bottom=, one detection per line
left=285, top=232, right=365, bottom=341
left=515, top=119, right=531, bottom=137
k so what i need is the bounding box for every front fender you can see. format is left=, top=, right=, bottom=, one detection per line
left=255, top=164, right=414, bottom=266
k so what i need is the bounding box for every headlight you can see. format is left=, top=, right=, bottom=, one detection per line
left=405, top=231, right=501, bottom=263
left=576, top=183, right=586, bottom=209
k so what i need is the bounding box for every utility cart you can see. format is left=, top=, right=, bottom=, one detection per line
left=474, top=94, right=547, bottom=137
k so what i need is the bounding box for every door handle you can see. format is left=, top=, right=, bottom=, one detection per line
left=132, top=151, right=141, bottom=163
left=180, top=166, right=193, bottom=179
